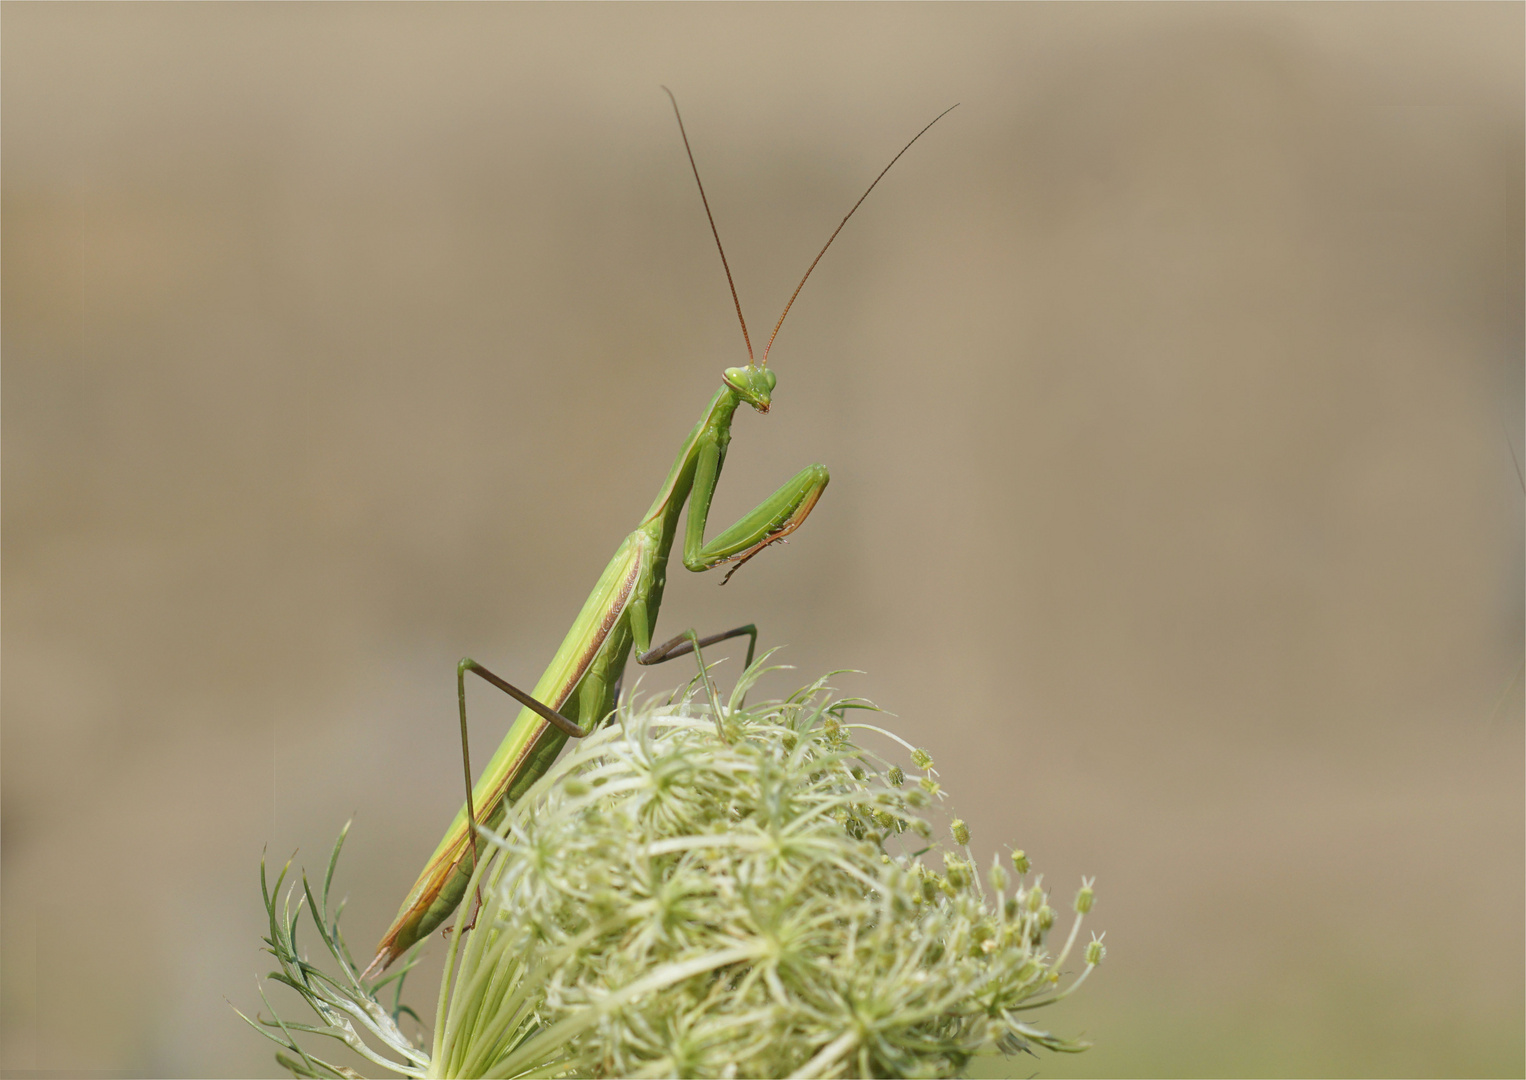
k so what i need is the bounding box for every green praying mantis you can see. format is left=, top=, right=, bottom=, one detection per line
left=365, top=92, right=955, bottom=979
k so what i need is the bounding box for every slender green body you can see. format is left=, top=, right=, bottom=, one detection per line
left=367, top=94, right=950, bottom=978
left=370, top=371, right=828, bottom=973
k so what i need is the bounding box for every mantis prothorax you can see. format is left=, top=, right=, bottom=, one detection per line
left=364, top=92, right=954, bottom=978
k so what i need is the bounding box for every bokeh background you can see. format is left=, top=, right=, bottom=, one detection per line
left=3, top=4, right=1521, bottom=1077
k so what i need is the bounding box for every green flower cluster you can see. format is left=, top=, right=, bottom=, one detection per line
left=430, top=669, right=1102, bottom=1078
left=245, top=665, right=1103, bottom=1079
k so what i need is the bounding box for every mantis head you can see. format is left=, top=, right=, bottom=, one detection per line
left=724, top=364, right=776, bottom=413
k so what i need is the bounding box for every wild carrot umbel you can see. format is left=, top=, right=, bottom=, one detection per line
left=243, top=662, right=1104, bottom=1079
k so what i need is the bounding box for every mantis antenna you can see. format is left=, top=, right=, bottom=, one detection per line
left=760, top=102, right=959, bottom=365
left=663, top=86, right=754, bottom=362
left=663, top=90, right=958, bottom=368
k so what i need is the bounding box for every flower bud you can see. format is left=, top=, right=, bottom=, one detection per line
left=1010, top=849, right=1030, bottom=874
left=911, top=749, right=934, bottom=770
left=944, top=855, right=969, bottom=890
left=1074, top=878, right=1095, bottom=915
left=887, top=765, right=905, bottom=788
left=1037, top=904, right=1055, bottom=931
left=918, top=777, right=941, bottom=797
left=562, top=776, right=590, bottom=798
left=1086, top=933, right=1107, bottom=966
left=950, top=818, right=971, bottom=846
left=989, top=862, right=1010, bottom=894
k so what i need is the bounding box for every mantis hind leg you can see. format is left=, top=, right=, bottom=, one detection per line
left=453, top=658, right=587, bottom=923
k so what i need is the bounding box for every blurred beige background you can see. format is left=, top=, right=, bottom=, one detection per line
left=3, top=4, right=1521, bottom=1077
